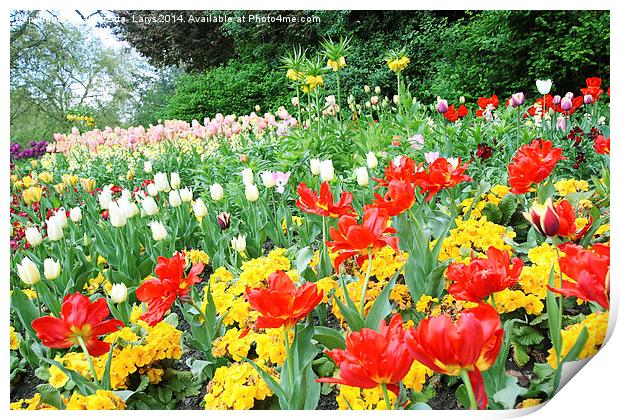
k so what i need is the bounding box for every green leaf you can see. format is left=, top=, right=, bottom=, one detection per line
left=492, top=375, right=527, bottom=409
left=365, top=266, right=402, bottom=330
left=332, top=294, right=365, bottom=332
left=100, top=342, right=116, bottom=390
left=482, top=203, right=502, bottom=224
left=512, top=343, right=530, bottom=367
left=295, top=246, right=315, bottom=275
left=512, top=324, right=544, bottom=346
left=10, top=288, right=39, bottom=340
left=499, top=193, right=518, bottom=225
left=36, top=384, right=66, bottom=409
left=313, top=326, right=346, bottom=350
left=42, top=358, right=98, bottom=395
left=455, top=384, right=469, bottom=409
left=245, top=358, right=288, bottom=408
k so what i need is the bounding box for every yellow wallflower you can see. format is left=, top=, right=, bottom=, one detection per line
left=337, top=385, right=397, bottom=410
left=10, top=393, right=58, bottom=410
left=65, top=390, right=126, bottom=410
left=10, top=326, right=19, bottom=350
left=548, top=312, right=608, bottom=369
left=203, top=362, right=275, bottom=410
left=553, top=178, right=589, bottom=196
left=185, top=249, right=210, bottom=265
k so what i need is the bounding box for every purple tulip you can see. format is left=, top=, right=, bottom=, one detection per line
left=511, top=92, right=525, bottom=107
left=556, top=116, right=566, bottom=131
left=436, top=99, right=449, bottom=114
left=584, top=94, right=593, bottom=105
left=560, top=97, right=573, bottom=111
left=552, top=95, right=562, bottom=105
left=564, top=92, right=574, bottom=100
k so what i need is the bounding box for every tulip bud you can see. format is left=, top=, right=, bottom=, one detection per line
left=370, top=96, right=379, bottom=106
left=556, top=115, right=567, bottom=132
left=436, top=99, right=449, bottom=114
left=231, top=235, right=246, bottom=253
left=217, top=212, right=231, bottom=230
left=319, top=159, right=335, bottom=182
left=564, top=92, right=574, bottom=101
left=245, top=183, right=259, bottom=202
left=255, top=105, right=261, bottom=112
left=70, top=207, right=82, bottom=223
left=523, top=198, right=566, bottom=237
left=170, top=172, right=181, bottom=190
left=17, top=257, right=40, bottom=285
left=459, top=96, right=466, bottom=104
left=25, top=227, right=43, bottom=247
left=310, top=158, right=321, bottom=176
left=154, top=172, right=171, bottom=192
left=584, top=94, right=593, bottom=105
left=560, top=97, right=572, bottom=111
left=169, top=190, right=182, bottom=207
left=44, top=258, right=61, bottom=280
left=241, top=168, right=254, bottom=186
left=364, top=85, right=371, bottom=93
left=291, top=96, right=299, bottom=107
left=260, top=171, right=276, bottom=188
left=366, top=151, right=378, bottom=169
left=150, top=221, right=168, bottom=241
left=374, top=86, right=381, bottom=94
left=179, top=187, right=193, bottom=202
left=552, top=95, right=561, bottom=105
left=141, top=196, right=159, bottom=216
left=393, top=95, right=400, bottom=105
left=355, top=167, right=369, bottom=186
left=144, top=161, right=153, bottom=173
left=110, top=283, right=128, bottom=304
left=210, top=183, right=224, bottom=201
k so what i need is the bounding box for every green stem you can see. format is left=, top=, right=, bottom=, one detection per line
left=381, top=383, right=392, bottom=410
left=552, top=240, right=564, bottom=323
left=359, top=250, right=373, bottom=317
left=460, top=370, right=478, bottom=410
left=77, top=335, right=100, bottom=387
left=283, top=327, right=295, bottom=390
left=490, top=293, right=497, bottom=309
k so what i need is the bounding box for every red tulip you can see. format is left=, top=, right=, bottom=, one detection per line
left=523, top=198, right=576, bottom=238
left=444, top=105, right=459, bottom=122
left=414, top=157, right=472, bottom=201
left=327, top=207, right=399, bottom=272
left=508, top=139, right=564, bottom=194
left=475, top=95, right=499, bottom=117
left=31, top=292, right=124, bottom=356
left=594, top=135, right=610, bottom=155
left=136, top=252, right=205, bottom=326
left=549, top=243, right=610, bottom=309
left=580, top=77, right=604, bottom=102
left=296, top=182, right=355, bottom=218
left=447, top=246, right=524, bottom=303
left=405, top=304, right=503, bottom=409
left=373, top=155, right=423, bottom=187
left=317, top=314, right=414, bottom=395
left=244, top=270, right=323, bottom=330
left=369, top=179, right=415, bottom=216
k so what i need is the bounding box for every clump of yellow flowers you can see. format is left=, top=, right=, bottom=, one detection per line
left=11, top=390, right=125, bottom=410
left=203, top=362, right=276, bottom=409
left=553, top=178, right=589, bottom=197
left=48, top=320, right=182, bottom=390
left=547, top=312, right=608, bottom=369
left=460, top=184, right=510, bottom=220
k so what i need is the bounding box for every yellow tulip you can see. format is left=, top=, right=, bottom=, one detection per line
left=21, top=176, right=35, bottom=188
left=80, top=178, right=96, bottom=192
left=61, top=174, right=78, bottom=187
left=22, top=186, right=43, bottom=204
left=37, top=172, right=53, bottom=184
left=30, top=160, right=39, bottom=169
left=54, top=183, right=66, bottom=194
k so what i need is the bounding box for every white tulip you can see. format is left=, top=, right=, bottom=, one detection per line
left=366, top=151, right=378, bottom=169
left=147, top=183, right=158, bottom=197
left=154, top=172, right=171, bottom=192
left=110, top=283, right=128, bottom=304
left=16, top=257, right=40, bottom=285
left=25, top=227, right=43, bottom=247
left=231, top=235, right=246, bottom=253
left=70, top=207, right=82, bottom=223
left=170, top=172, right=181, bottom=190
left=192, top=198, right=208, bottom=217
left=98, top=188, right=113, bottom=210
left=169, top=190, right=182, bottom=207
left=210, top=183, right=224, bottom=201
left=150, top=221, right=168, bottom=241
left=536, top=79, right=553, bottom=95
left=141, top=196, right=159, bottom=216
left=54, top=210, right=68, bottom=229
left=144, top=161, right=153, bottom=173
left=108, top=202, right=127, bottom=228
left=310, top=158, right=321, bottom=176
left=180, top=187, right=193, bottom=202
left=47, top=216, right=64, bottom=241
left=44, top=258, right=61, bottom=280
left=355, top=167, right=369, bottom=186
left=245, top=183, right=259, bottom=202
left=126, top=202, right=140, bottom=218
left=260, top=171, right=276, bottom=188
left=319, top=159, right=334, bottom=182
left=241, top=168, right=254, bottom=186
